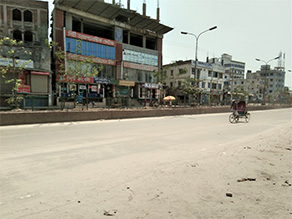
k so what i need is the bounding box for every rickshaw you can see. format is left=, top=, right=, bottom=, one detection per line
left=229, top=100, right=251, bottom=123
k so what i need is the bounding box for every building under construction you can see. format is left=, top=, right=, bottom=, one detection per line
left=52, top=0, right=173, bottom=107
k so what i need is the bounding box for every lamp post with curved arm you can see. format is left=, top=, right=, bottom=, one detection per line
left=181, top=26, right=217, bottom=104
left=255, top=56, right=280, bottom=104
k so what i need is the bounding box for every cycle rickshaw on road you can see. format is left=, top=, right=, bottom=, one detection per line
left=229, top=100, right=251, bottom=123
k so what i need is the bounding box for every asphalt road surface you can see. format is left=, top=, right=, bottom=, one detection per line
left=0, top=108, right=291, bottom=218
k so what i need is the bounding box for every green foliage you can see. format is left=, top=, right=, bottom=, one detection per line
left=153, top=67, right=167, bottom=83
left=0, top=37, right=31, bottom=108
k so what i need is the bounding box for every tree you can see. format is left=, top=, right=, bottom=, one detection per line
left=0, top=37, right=32, bottom=108
left=231, top=86, right=248, bottom=101
left=49, top=40, right=102, bottom=109
left=181, top=77, right=204, bottom=105
left=168, top=64, right=188, bottom=101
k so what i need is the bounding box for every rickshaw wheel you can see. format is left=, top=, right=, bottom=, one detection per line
left=229, top=113, right=237, bottom=123
left=245, top=113, right=251, bottom=123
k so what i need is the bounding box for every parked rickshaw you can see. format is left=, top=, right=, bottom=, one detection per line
left=229, top=100, right=251, bottom=123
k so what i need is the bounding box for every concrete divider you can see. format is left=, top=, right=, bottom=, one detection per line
left=0, top=105, right=291, bottom=126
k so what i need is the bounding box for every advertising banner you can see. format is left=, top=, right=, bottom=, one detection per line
left=142, top=83, right=159, bottom=89
left=17, top=85, right=30, bottom=93
left=57, top=74, right=93, bottom=83
left=66, top=53, right=116, bottom=66
left=93, top=77, right=110, bottom=84
left=66, top=30, right=116, bottom=47
left=119, top=80, right=135, bottom=87
left=123, top=62, right=158, bottom=72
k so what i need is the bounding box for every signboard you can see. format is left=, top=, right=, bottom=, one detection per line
left=19, top=73, right=26, bottom=84
left=79, top=85, right=86, bottom=90
left=195, top=61, right=212, bottom=68
left=70, top=84, right=76, bottom=91
left=0, top=57, right=34, bottom=68
left=57, top=74, right=93, bottom=83
left=142, top=83, right=159, bottom=89
left=66, top=30, right=116, bottom=47
left=119, top=80, right=135, bottom=87
left=17, top=85, right=30, bottom=93
left=90, top=85, right=97, bottom=92
left=31, top=71, right=50, bottom=76
left=66, top=53, right=116, bottom=66
left=93, top=77, right=110, bottom=84
left=115, top=27, right=123, bottom=43
left=123, top=49, right=158, bottom=67
left=124, top=62, right=158, bottom=72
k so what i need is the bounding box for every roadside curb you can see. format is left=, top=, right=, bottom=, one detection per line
left=0, top=105, right=291, bottom=126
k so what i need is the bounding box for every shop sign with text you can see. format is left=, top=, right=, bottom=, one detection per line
left=17, top=85, right=30, bottom=93
left=119, top=80, right=135, bottom=87
left=93, top=77, right=110, bottom=84
left=123, top=62, right=158, bottom=72
left=142, top=83, right=159, bottom=89
left=57, top=74, right=93, bottom=83
left=66, top=30, right=116, bottom=47
left=66, top=53, right=116, bottom=66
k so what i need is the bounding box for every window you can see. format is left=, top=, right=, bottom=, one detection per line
left=13, top=9, right=21, bottom=21
left=170, top=82, right=173, bottom=87
left=170, top=70, right=174, bottom=76
left=192, top=68, right=195, bottom=75
left=212, top=83, right=217, bottom=89
left=13, top=30, right=22, bottom=41
left=24, top=10, right=32, bottom=22
left=24, top=31, right=33, bottom=42
left=208, top=70, right=212, bottom=77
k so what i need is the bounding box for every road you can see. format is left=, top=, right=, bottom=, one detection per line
left=0, top=109, right=291, bottom=218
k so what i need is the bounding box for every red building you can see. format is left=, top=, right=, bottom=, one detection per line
left=52, top=0, right=172, bottom=107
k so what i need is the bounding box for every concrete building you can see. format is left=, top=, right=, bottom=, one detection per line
left=221, top=53, right=245, bottom=98
left=163, top=58, right=225, bottom=105
left=0, top=0, right=52, bottom=108
left=246, top=65, right=286, bottom=102
left=52, top=0, right=172, bottom=107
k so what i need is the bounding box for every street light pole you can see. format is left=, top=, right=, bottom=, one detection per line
left=181, top=26, right=217, bottom=105
left=255, top=56, right=279, bottom=104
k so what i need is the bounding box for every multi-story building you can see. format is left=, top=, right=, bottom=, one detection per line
left=221, top=53, right=245, bottom=98
left=52, top=0, right=172, bottom=107
left=163, top=58, right=225, bottom=105
left=246, top=65, right=286, bottom=102
left=0, top=0, right=51, bottom=108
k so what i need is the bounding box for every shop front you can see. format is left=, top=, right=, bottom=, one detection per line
left=57, top=74, right=113, bottom=107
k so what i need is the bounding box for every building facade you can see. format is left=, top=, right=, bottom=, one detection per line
left=164, top=56, right=230, bottom=105
left=52, top=0, right=172, bottom=107
left=245, top=65, right=286, bottom=102
left=0, top=0, right=52, bottom=108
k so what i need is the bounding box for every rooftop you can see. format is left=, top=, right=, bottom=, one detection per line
left=54, top=0, right=173, bottom=35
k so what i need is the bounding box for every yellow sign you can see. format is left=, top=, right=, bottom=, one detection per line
left=119, top=80, right=135, bottom=87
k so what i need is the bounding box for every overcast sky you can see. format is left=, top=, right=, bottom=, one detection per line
left=45, top=0, right=292, bottom=88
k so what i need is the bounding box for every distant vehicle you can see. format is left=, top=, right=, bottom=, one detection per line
left=229, top=101, right=251, bottom=123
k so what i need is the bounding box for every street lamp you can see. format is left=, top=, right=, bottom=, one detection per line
left=181, top=26, right=217, bottom=104
left=255, top=56, right=280, bottom=104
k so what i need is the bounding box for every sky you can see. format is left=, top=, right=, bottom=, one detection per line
left=43, top=0, right=292, bottom=89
